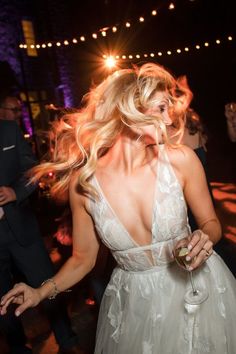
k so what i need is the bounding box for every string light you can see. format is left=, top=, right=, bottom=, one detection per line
left=18, top=2, right=225, bottom=53
left=16, top=0, right=233, bottom=57
left=100, top=35, right=234, bottom=61
left=18, top=2, right=178, bottom=50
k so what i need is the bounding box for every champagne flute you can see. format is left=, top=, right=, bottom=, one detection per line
left=173, top=237, right=208, bottom=305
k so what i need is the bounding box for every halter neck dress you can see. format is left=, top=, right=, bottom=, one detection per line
left=87, top=144, right=236, bottom=354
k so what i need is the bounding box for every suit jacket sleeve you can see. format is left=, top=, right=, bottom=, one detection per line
left=11, top=123, right=38, bottom=204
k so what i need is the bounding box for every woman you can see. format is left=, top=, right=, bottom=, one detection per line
left=1, top=63, right=236, bottom=353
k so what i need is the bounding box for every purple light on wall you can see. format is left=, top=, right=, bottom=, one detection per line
left=63, top=87, right=74, bottom=107
left=55, top=48, right=75, bottom=107
left=22, top=105, right=33, bottom=136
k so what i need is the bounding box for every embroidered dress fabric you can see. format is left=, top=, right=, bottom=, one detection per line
left=88, top=145, right=236, bottom=354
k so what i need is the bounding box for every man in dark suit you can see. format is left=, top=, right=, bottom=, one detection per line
left=0, top=98, right=82, bottom=353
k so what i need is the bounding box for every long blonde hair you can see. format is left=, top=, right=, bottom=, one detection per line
left=31, top=62, right=186, bottom=200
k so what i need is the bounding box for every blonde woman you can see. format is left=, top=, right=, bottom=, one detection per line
left=1, top=63, right=236, bottom=354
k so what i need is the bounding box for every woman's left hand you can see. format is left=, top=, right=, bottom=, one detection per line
left=187, top=229, right=213, bottom=270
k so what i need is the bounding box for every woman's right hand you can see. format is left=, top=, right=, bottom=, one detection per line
left=0, top=282, right=42, bottom=317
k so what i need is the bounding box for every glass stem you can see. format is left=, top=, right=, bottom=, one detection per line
left=189, top=271, right=198, bottom=296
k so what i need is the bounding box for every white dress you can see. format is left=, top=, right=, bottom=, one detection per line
left=88, top=145, right=236, bottom=354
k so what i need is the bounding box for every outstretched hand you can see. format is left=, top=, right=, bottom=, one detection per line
left=0, top=282, right=42, bottom=317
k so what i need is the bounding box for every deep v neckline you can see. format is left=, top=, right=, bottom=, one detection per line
left=93, top=147, right=162, bottom=247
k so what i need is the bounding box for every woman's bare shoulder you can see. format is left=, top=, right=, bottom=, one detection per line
left=166, top=144, right=202, bottom=174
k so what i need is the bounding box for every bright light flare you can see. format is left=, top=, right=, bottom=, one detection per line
left=104, top=56, right=117, bottom=69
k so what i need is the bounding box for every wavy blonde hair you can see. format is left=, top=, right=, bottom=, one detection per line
left=31, top=62, right=186, bottom=200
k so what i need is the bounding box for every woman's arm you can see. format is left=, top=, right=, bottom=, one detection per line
left=0, top=174, right=100, bottom=316
left=174, top=146, right=221, bottom=269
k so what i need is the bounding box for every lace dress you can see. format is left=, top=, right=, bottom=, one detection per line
left=88, top=145, right=236, bottom=354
